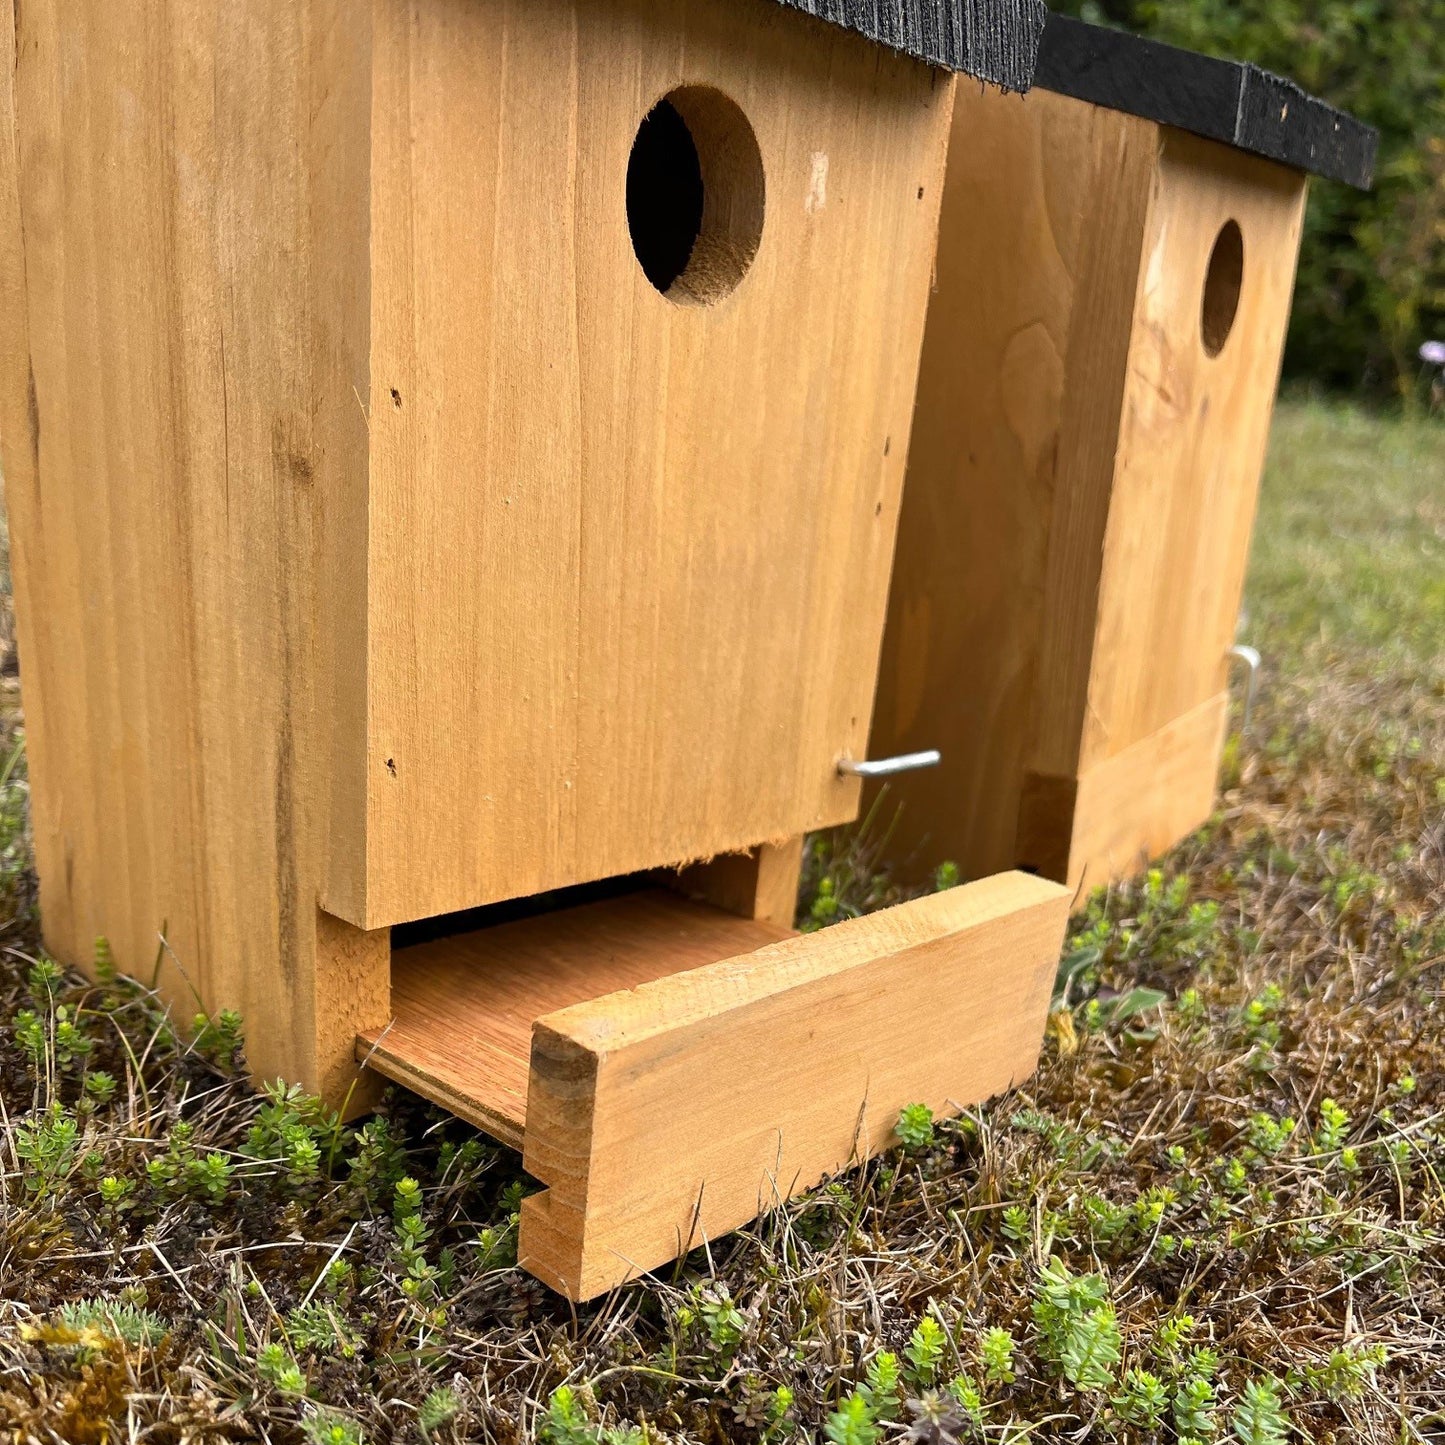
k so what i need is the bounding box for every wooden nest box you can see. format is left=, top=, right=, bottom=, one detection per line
left=0, top=0, right=1070, bottom=1298
left=871, top=16, right=1377, bottom=901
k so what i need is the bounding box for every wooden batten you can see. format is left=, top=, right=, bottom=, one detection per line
left=666, top=838, right=807, bottom=931
left=359, top=892, right=791, bottom=1148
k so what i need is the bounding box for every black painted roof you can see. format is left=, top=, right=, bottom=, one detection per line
left=1034, top=15, right=1377, bottom=189
left=768, top=0, right=1047, bottom=88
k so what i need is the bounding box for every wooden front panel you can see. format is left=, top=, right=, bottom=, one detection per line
left=325, top=0, right=954, bottom=928
left=1078, top=131, right=1307, bottom=771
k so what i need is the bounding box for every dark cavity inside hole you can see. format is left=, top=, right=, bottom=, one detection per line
left=626, top=99, right=705, bottom=296
left=1202, top=219, right=1245, bottom=358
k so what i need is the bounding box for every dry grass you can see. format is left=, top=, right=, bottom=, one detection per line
left=1, top=396, right=1442, bottom=1443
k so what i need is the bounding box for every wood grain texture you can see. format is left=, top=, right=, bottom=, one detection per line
left=869, top=87, right=1157, bottom=885
left=870, top=86, right=1306, bottom=897
left=358, top=890, right=788, bottom=1147
left=1078, top=132, right=1306, bottom=771
left=0, top=1, right=392, bottom=1094
left=1036, top=15, right=1377, bottom=190
left=668, top=838, right=806, bottom=931
left=1018, top=692, right=1230, bottom=898
left=330, top=0, right=956, bottom=929
left=2, top=0, right=954, bottom=1104
left=518, top=871, right=1071, bottom=1298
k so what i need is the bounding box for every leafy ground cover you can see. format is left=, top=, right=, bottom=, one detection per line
left=0, top=396, right=1442, bottom=1442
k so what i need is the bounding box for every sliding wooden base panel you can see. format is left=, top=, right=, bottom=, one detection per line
left=1018, top=693, right=1231, bottom=900
left=359, top=872, right=1070, bottom=1299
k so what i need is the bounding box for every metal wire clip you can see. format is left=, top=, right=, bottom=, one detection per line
left=1228, top=645, right=1262, bottom=734
left=837, top=750, right=942, bottom=780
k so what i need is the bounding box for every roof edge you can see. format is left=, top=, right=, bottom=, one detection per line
left=1034, top=15, right=1378, bottom=189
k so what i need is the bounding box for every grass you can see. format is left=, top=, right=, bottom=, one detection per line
left=1248, top=396, right=1445, bottom=678
left=1, top=395, right=1442, bottom=1443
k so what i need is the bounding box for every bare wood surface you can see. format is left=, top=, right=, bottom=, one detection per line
left=871, top=83, right=1306, bottom=896
left=1078, top=132, right=1306, bottom=771
left=869, top=88, right=1156, bottom=884
left=1, top=0, right=951, bottom=1104
left=0, top=2, right=392, bottom=1093
left=333, top=0, right=954, bottom=929
left=518, top=872, right=1071, bottom=1298
left=358, top=890, right=790, bottom=1147
left=1019, top=692, right=1231, bottom=899
left=667, top=838, right=806, bottom=931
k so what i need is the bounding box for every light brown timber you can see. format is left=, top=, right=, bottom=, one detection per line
left=0, top=0, right=393, bottom=1095
left=0, top=0, right=954, bottom=1102
left=667, top=837, right=807, bottom=930
left=1017, top=691, right=1230, bottom=898
left=870, top=85, right=1308, bottom=899
left=334, top=0, right=956, bottom=930
left=515, top=871, right=1071, bottom=1298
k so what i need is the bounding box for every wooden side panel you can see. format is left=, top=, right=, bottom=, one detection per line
left=0, top=3, right=387, bottom=1098
left=518, top=872, right=1070, bottom=1299
left=1078, top=133, right=1307, bottom=770
left=332, top=0, right=955, bottom=928
left=868, top=88, right=1157, bottom=885
left=1019, top=691, right=1230, bottom=899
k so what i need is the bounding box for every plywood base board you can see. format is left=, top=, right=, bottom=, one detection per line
left=358, top=891, right=787, bottom=1148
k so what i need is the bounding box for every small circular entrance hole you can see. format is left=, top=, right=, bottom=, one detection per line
left=1201, top=219, right=1245, bottom=358
left=626, top=86, right=764, bottom=306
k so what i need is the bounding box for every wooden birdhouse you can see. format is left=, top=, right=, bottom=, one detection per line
left=0, top=0, right=1069, bottom=1298
left=870, top=16, right=1377, bottom=900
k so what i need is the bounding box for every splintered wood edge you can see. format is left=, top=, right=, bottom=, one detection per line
left=518, top=870, right=1071, bottom=1298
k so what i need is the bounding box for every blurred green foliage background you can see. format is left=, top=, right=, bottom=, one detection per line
left=1051, top=0, right=1445, bottom=404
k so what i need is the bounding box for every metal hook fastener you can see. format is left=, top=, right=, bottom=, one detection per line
left=837, top=750, right=942, bottom=780
left=1228, top=645, right=1262, bottom=734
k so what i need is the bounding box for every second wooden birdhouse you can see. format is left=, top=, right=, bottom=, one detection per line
left=870, top=16, right=1377, bottom=898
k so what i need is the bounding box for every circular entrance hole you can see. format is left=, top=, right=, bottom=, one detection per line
left=1201, top=219, right=1245, bottom=358
left=626, top=86, right=765, bottom=306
